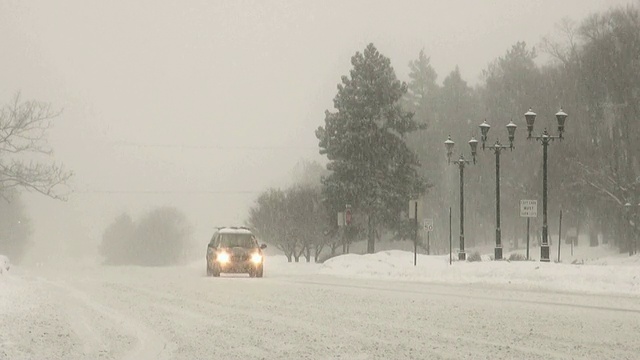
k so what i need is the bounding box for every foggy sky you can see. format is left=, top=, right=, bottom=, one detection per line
left=0, top=0, right=632, bottom=262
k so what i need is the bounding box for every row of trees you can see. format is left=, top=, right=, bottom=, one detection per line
left=250, top=45, right=430, bottom=259
left=401, top=5, right=640, bottom=253
left=248, top=185, right=324, bottom=262
left=248, top=161, right=343, bottom=262
left=250, top=5, right=640, bottom=258
left=100, top=207, right=193, bottom=266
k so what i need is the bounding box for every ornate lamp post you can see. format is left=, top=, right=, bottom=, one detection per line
left=445, top=135, right=478, bottom=261
left=525, top=108, right=568, bottom=262
left=479, top=119, right=517, bottom=260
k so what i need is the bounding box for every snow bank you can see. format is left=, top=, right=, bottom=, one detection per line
left=0, top=254, right=9, bottom=275
left=320, top=250, right=640, bottom=296
left=0, top=267, right=34, bottom=321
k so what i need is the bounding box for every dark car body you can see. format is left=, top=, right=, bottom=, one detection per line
left=206, top=227, right=266, bottom=277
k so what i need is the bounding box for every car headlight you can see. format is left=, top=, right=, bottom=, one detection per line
left=217, top=252, right=230, bottom=263
left=251, top=253, right=263, bottom=264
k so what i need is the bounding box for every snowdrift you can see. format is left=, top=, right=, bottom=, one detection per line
left=320, top=250, right=640, bottom=296
left=0, top=255, right=9, bottom=275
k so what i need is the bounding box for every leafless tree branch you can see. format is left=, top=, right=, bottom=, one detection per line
left=0, top=92, right=72, bottom=200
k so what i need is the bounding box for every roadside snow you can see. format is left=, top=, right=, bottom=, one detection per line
left=0, top=254, right=9, bottom=274
left=320, top=250, right=640, bottom=296
left=2, top=255, right=640, bottom=359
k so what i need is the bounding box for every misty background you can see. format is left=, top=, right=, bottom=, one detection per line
left=0, top=0, right=633, bottom=264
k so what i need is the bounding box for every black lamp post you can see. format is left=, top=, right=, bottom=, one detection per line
left=445, top=135, right=478, bottom=261
left=525, top=108, right=568, bottom=262
left=479, top=119, right=517, bottom=260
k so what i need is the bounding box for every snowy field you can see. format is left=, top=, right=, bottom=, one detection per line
left=2, top=249, right=640, bottom=359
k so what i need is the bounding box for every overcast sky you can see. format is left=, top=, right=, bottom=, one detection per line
left=0, top=0, right=633, bottom=262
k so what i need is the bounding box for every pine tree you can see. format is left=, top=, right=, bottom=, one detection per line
left=406, top=49, right=438, bottom=126
left=316, top=43, right=427, bottom=253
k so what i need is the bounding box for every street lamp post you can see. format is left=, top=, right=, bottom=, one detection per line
left=479, top=120, right=517, bottom=260
left=445, top=135, right=478, bottom=261
left=525, top=108, right=568, bottom=262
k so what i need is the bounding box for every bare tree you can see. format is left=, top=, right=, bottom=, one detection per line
left=0, top=93, right=72, bottom=199
left=540, top=17, right=580, bottom=66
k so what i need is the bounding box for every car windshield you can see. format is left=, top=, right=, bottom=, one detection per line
left=217, top=233, right=254, bottom=248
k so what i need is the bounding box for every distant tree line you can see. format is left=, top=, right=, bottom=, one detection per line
left=100, top=206, right=193, bottom=266
left=402, top=5, right=640, bottom=253
left=250, top=4, right=640, bottom=257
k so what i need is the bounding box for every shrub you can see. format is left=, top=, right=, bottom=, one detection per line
left=508, top=253, right=527, bottom=261
left=100, top=207, right=193, bottom=266
left=467, top=251, right=482, bottom=262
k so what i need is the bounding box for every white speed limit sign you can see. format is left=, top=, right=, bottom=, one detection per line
left=423, top=218, right=434, bottom=232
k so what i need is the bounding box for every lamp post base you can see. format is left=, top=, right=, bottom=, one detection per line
left=458, top=252, right=466, bottom=261
left=540, top=245, right=550, bottom=262
left=494, top=246, right=503, bottom=261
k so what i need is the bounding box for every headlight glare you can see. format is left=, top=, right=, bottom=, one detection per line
left=251, top=253, right=263, bottom=264
left=217, top=252, right=230, bottom=263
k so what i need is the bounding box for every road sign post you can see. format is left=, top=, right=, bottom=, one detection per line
left=423, top=218, right=434, bottom=255
left=449, top=207, right=452, bottom=265
left=520, top=200, right=537, bottom=260
left=410, top=200, right=418, bottom=266
left=526, top=218, right=530, bottom=260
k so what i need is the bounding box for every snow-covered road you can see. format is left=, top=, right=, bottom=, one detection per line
left=2, top=257, right=640, bottom=360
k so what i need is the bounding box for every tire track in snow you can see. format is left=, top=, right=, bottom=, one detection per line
left=45, top=279, right=175, bottom=360
left=96, top=280, right=419, bottom=359
left=290, top=278, right=640, bottom=314
left=98, top=279, right=566, bottom=360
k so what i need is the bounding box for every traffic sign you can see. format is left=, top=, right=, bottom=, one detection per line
left=345, top=208, right=352, bottom=225
left=423, top=218, right=434, bottom=232
left=520, top=200, right=537, bottom=217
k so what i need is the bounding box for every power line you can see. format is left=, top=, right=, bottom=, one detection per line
left=72, top=189, right=261, bottom=195
left=111, top=141, right=317, bottom=150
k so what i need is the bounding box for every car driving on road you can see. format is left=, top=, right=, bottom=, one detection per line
left=206, top=227, right=266, bottom=277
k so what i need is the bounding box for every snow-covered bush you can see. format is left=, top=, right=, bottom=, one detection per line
left=508, top=253, right=527, bottom=261
left=467, top=251, right=482, bottom=262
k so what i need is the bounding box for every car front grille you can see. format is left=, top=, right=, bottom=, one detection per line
left=232, top=255, right=249, bottom=262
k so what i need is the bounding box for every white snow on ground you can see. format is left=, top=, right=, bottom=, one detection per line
left=320, top=250, right=640, bottom=296
left=0, top=254, right=9, bottom=275
left=2, top=252, right=640, bottom=359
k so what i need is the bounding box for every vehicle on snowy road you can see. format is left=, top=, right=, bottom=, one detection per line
left=206, top=227, right=267, bottom=277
